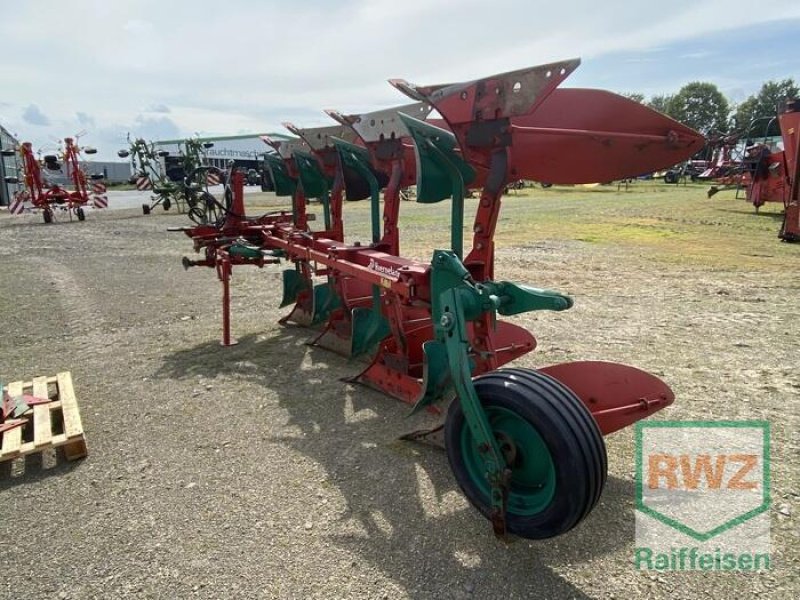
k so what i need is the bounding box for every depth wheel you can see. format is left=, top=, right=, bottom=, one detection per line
left=142, top=204, right=151, bottom=215
left=163, top=197, right=171, bottom=211
left=76, top=207, right=85, bottom=221
left=444, top=367, right=607, bottom=539
left=43, top=209, right=53, bottom=224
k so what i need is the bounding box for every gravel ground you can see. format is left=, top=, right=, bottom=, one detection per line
left=0, top=195, right=797, bottom=599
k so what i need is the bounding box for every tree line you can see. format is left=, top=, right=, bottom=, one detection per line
left=623, top=79, right=798, bottom=138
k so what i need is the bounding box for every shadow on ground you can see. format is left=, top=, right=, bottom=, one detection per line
left=158, top=328, right=636, bottom=598
left=0, top=447, right=83, bottom=490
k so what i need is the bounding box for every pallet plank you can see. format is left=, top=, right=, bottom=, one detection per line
left=32, top=377, right=52, bottom=447
left=56, top=372, right=87, bottom=460
left=1, top=381, right=24, bottom=458
left=57, top=372, right=83, bottom=439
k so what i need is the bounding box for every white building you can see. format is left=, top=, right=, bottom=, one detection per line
left=154, top=133, right=291, bottom=170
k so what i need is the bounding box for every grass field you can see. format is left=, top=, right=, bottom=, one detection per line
left=246, top=180, right=793, bottom=269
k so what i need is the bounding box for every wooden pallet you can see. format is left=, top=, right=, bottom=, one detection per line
left=1, top=372, right=88, bottom=463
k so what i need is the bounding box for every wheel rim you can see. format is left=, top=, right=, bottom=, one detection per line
left=459, top=406, right=556, bottom=516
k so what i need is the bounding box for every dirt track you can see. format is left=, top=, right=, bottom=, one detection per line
left=0, top=190, right=797, bottom=599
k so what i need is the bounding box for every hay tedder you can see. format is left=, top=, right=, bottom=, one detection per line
left=117, top=136, right=173, bottom=212
left=3, top=136, right=105, bottom=223
left=119, top=136, right=224, bottom=222
left=174, top=59, right=705, bottom=539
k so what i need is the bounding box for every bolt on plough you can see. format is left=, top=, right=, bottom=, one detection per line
left=173, top=58, right=705, bottom=539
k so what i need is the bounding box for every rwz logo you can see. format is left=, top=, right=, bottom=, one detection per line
left=647, top=453, right=760, bottom=491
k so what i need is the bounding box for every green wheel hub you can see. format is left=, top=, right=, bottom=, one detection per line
left=459, top=406, right=556, bottom=516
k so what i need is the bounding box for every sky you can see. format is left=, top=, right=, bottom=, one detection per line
left=1, top=0, right=799, bottom=161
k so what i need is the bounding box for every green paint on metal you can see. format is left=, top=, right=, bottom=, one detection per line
left=311, top=282, right=341, bottom=326
left=332, top=138, right=381, bottom=243
left=494, top=282, right=573, bottom=315
left=350, top=306, right=391, bottom=357
left=320, top=191, right=332, bottom=232
left=411, top=341, right=451, bottom=414
left=280, top=267, right=310, bottom=308
left=398, top=113, right=475, bottom=259
left=397, top=113, right=475, bottom=204
left=293, top=151, right=330, bottom=199
left=264, top=154, right=297, bottom=198
left=460, top=406, right=556, bottom=516
left=292, top=150, right=332, bottom=230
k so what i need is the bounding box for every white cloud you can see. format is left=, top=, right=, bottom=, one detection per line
left=22, top=104, right=51, bottom=126
left=0, top=0, right=798, bottom=159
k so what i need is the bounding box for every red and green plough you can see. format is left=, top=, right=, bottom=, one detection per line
left=174, top=59, right=705, bottom=539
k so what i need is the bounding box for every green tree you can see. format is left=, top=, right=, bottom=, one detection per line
left=622, top=92, right=645, bottom=104
left=668, top=82, right=730, bottom=135
left=733, top=79, right=799, bottom=136
left=647, top=94, right=675, bottom=117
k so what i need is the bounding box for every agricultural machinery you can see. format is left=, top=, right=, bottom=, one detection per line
left=2, top=136, right=106, bottom=223
left=119, top=136, right=225, bottom=222
left=705, top=100, right=800, bottom=239
left=118, top=136, right=172, bottom=211
left=746, top=100, right=800, bottom=241
left=174, top=58, right=705, bottom=539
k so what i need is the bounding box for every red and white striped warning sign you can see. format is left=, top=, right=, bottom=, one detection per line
left=9, top=197, right=25, bottom=214
left=206, top=171, right=221, bottom=186
left=9, top=190, right=28, bottom=215
left=136, top=176, right=152, bottom=190
left=91, top=182, right=108, bottom=208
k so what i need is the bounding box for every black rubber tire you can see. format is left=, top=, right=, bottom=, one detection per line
left=444, top=367, right=607, bottom=539
left=163, top=197, right=171, bottom=211
left=664, top=171, right=678, bottom=184
left=43, top=209, right=53, bottom=224
left=142, top=204, right=151, bottom=215
left=44, top=154, right=58, bottom=163
left=540, top=182, right=553, bottom=189
left=76, top=207, right=85, bottom=221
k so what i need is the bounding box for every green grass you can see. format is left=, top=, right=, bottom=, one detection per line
left=245, top=182, right=797, bottom=271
